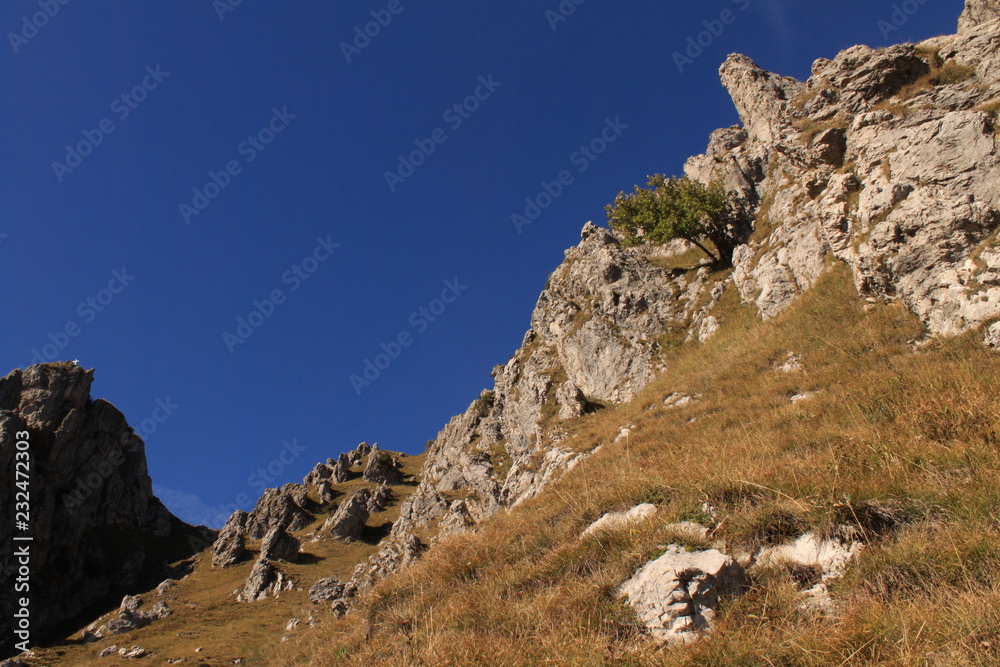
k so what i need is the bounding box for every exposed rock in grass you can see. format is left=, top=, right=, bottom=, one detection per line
left=212, top=511, right=248, bottom=568
left=363, top=445, right=403, bottom=485
left=260, top=526, right=300, bottom=562
left=319, top=490, right=371, bottom=541
left=236, top=559, right=294, bottom=603
left=366, top=484, right=393, bottom=513
left=756, top=532, right=862, bottom=611
left=621, top=546, right=747, bottom=643
left=583, top=504, right=657, bottom=537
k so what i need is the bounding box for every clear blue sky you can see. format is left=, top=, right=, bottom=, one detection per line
left=0, top=0, right=964, bottom=527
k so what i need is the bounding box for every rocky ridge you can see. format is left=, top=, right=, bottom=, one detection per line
left=687, top=0, right=1000, bottom=335
left=349, top=0, right=1000, bottom=609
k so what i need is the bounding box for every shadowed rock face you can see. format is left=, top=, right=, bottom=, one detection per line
left=0, top=363, right=209, bottom=657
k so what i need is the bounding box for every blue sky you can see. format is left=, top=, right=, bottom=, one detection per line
left=1, top=0, right=965, bottom=527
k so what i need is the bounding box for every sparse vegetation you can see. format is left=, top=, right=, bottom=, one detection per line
left=607, top=176, right=741, bottom=265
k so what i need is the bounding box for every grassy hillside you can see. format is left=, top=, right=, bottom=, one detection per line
left=29, top=454, right=425, bottom=666
left=288, top=262, right=1000, bottom=666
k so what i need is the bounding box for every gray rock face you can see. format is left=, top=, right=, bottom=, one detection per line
left=260, top=526, right=300, bottom=562
left=353, top=2, right=1000, bottom=601
left=696, top=9, right=1000, bottom=336
left=363, top=445, right=403, bottom=485
left=308, top=577, right=357, bottom=606
left=236, top=558, right=293, bottom=603
left=320, top=490, right=371, bottom=541
left=353, top=220, right=734, bottom=591
left=0, top=364, right=207, bottom=656
left=620, top=547, right=746, bottom=643
left=243, top=485, right=314, bottom=539
left=212, top=510, right=248, bottom=568
left=102, top=595, right=172, bottom=635
left=367, top=484, right=393, bottom=513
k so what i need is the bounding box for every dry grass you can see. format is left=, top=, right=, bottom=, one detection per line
left=292, top=265, right=1000, bottom=666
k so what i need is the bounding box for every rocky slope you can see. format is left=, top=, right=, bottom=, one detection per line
left=352, top=0, right=1000, bottom=602
left=0, top=363, right=209, bottom=658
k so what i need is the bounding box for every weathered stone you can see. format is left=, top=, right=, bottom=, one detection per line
left=243, top=486, right=313, bottom=539
left=308, top=577, right=358, bottom=605
left=363, top=445, right=403, bottom=485
left=583, top=504, right=657, bottom=537
left=620, top=547, right=746, bottom=643
left=260, top=526, right=301, bottom=562
left=212, top=510, right=248, bottom=568
left=756, top=532, right=862, bottom=611
left=118, top=646, right=147, bottom=659
left=320, top=490, right=370, bottom=541
left=555, top=380, right=593, bottom=420
left=984, top=322, right=1000, bottom=350
left=367, top=484, right=393, bottom=513
left=98, top=646, right=117, bottom=659
left=236, top=559, right=294, bottom=603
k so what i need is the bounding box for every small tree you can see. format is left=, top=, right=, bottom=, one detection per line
left=606, top=175, right=738, bottom=264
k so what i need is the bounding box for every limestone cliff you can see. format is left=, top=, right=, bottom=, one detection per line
left=0, top=363, right=208, bottom=657
left=689, top=0, right=1000, bottom=335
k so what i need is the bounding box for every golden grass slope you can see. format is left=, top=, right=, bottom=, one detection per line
left=290, top=263, right=1000, bottom=666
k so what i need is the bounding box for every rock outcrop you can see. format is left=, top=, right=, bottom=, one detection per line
left=0, top=363, right=208, bottom=656
left=235, top=558, right=294, bottom=603
left=689, top=1, right=1000, bottom=334
left=352, top=222, right=733, bottom=591
left=620, top=546, right=747, bottom=643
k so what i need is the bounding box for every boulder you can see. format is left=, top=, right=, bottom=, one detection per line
left=620, top=546, right=746, bottom=643
left=0, top=364, right=206, bottom=655
left=236, top=559, right=294, bottom=603
left=308, top=577, right=357, bottom=605
left=363, top=445, right=403, bottom=485
left=212, top=510, right=248, bottom=568
left=367, top=484, right=393, bottom=513
left=320, top=490, right=371, bottom=541
left=260, top=526, right=301, bottom=562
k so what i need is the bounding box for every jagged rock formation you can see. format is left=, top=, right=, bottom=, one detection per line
left=235, top=558, right=293, bottom=603
left=0, top=363, right=207, bottom=657
left=211, top=511, right=248, bottom=568
left=353, top=223, right=732, bottom=591
left=688, top=0, right=1000, bottom=334
left=259, top=526, right=300, bottom=562
left=319, top=490, right=371, bottom=541
left=362, top=444, right=403, bottom=485
left=347, top=0, right=1000, bottom=604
